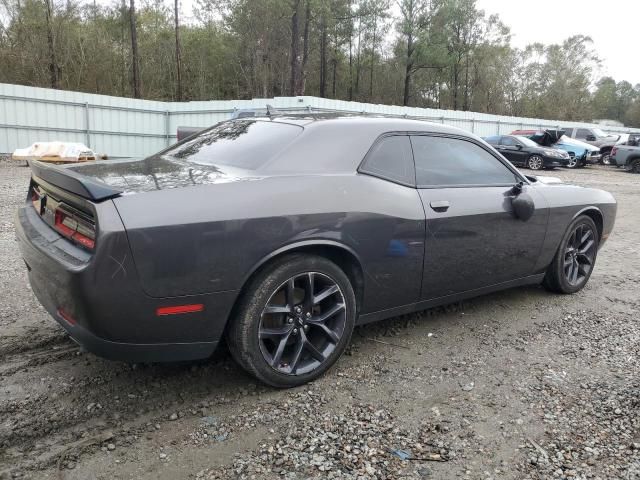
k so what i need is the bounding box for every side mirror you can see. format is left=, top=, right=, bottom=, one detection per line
left=516, top=144, right=523, bottom=150
left=586, top=135, right=596, bottom=141
left=512, top=192, right=535, bottom=221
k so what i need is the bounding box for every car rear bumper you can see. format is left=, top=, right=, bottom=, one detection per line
left=15, top=205, right=235, bottom=363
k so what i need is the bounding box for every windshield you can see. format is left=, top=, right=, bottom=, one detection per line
left=592, top=128, right=609, bottom=137
left=515, top=136, right=538, bottom=147
left=160, top=119, right=303, bottom=170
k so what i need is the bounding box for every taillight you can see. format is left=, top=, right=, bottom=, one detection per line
left=54, top=208, right=96, bottom=250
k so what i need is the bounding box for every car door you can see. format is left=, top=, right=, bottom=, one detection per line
left=410, top=134, right=549, bottom=300
left=498, top=136, right=527, bottom=165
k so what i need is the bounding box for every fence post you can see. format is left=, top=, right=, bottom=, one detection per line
left=165, top=110, right=170, bottom=146
left=84, top=102, right=91, bottom=148
left=470, top=118, right=475, bottom=133
left=496, top=120, right=500, bottom=135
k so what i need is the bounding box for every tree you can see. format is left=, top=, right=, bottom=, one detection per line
left=174, top=0, right=182, bottom=100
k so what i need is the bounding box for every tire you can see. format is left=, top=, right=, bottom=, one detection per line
left=631, top=159, right=640, bottom=174
left=566, top=156, right=578, bottom=169
left=601, top=152, right=611, bottom=165
left=527, top=155, right=544, bottom=170
left=543, top=215, right=599, bottom=294
left=226, top=254, right=356, bottom=388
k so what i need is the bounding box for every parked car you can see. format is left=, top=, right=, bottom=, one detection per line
left=561, top=127, right=620, bottom=165
left=511, top=129, right=601, bottom=168
left=15, top=116, right=617, bottom=387
left=484, top=135, right=571, bottom=170
left=610, top=134, right=640, bottom=172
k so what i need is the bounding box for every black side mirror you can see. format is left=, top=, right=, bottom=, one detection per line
left=512, top=192, right=535, bottom=221
left=516, top=144, right=523, bottom=150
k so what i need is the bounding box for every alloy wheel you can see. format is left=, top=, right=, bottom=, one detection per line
left=258, top=272, right=347, bottom=376
left=601, top=153, right=611, bottom=165
left=563, top=223, right=596, bottom=286
left=566, top=157, right=578, bottom=168
left=527, top=155, right=543, bottom=170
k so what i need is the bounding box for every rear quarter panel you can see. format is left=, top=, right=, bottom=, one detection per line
left=113, top=174, right=426, bottom=315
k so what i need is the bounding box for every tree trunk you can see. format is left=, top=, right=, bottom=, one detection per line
left=296, top=0, right=310, bottom=95
left=355, top=14, right=362, bottom=98
left=348, top=15, right=353, bottom=101
left=403, top=33, right=413, bottom=106
left=289, top=0, right=301, bottom=96
left=44, top=0, right=59, bottom=89
left=174, top=0, right=182, bottom=101
left=129, top=0, right=141, bottom=98
left=369, top=16, right=377, bottom=100
left=319, top=15, right=327, bottom=98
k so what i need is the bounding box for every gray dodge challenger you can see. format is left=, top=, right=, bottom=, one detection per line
left=15, top=116, right=617, bottom=387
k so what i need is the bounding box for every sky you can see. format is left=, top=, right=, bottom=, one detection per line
left=476, top=0, right=640, bottom=85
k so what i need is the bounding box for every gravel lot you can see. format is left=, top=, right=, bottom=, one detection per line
left=0, top=158, right=638, bottom=480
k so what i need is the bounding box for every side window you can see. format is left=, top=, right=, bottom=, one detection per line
left=576, top=128, right=590, bottom=139
left=484, top=136, right=500, bottom=145
left=500, top=136, right=518, bottom=146
left=411, top=135, right=518, bottom=187
left=562, top=128, right=573, bottom=137
left=360, top=135, right=415, bottom=186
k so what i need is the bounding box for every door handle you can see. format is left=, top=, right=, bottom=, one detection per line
left=430, top=200, right=450, bottom=212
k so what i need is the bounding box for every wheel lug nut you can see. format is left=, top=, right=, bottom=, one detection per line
left=293, top=328, right=298, bottom=334
left=306, top=312, right=311, bottom=318
left=287, top=317, right=293, bottom=324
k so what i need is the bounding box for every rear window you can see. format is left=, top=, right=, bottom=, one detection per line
left=161, top=120, right=303, bottom=170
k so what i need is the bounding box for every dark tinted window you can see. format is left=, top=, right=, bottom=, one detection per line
left=576, top=128, right=591, bottom=139
left=360, top=135, right=415, bottom=185
left=500, top=136, right=520, bottom=146
left=161, top=120, right=302, bottom=170
left=484, top=136, right=500, bottom=145
left=411, top=135, right=518, bottom=187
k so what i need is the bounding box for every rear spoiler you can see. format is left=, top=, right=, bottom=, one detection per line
left=29, top=160, right=122, bottom=201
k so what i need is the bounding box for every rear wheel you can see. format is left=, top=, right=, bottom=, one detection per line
left=543, top=215, right=599, bottom=294
left=631, top=159, right=640, bottom=174
left=226, top=254, right=356, bottom=388
left=601, top=152, right=612, bottom=165
left=527, top=155, right=544, bottom=170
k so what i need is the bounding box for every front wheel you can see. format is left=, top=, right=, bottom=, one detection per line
left=601, top=152, right=611, bottom=165
left=226, top=254, right=356, bottom=388
left=631, top=159, right=640, bottom=174
left=543, top=215, right=599, bottom=294
left=527, top=155, right=544, bottom=170
left=566, top=156, right=579, bottom=168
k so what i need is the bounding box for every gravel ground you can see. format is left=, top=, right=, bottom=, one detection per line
left=0, top=159, right=638, bottom=480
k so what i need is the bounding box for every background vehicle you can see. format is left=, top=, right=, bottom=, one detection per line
left=484, top=135, right=570, bottom=170
left=15, top=116, right=617, bottom=388
left=561, top=127, right=620, bottom=165
left=511, top=129, right=601, bottom=168
left=610, top=134, right=640, bottom=172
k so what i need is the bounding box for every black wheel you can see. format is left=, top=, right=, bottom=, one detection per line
left=631, top=159, right=640, bottom=174
left=527, top=155, right=544, bottom=170
left=543, top=215, right=599, bottom=294
left=226, top=254, right=356, bottom=388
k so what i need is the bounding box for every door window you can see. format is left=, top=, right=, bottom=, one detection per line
left=499, top=136, right=519, bottom=147
left=411, top=135, right=518, bottom=187
left=360, top=135, right=415, bottom=186
left=576, top=128, right=591, bottom=139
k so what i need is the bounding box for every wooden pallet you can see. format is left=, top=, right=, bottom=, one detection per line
left=12, top=155, right=96, bottom=164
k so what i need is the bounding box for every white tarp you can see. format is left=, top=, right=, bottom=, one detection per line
left=12, top=141, right=96, bottom=163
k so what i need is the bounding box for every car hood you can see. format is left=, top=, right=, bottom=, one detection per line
left=64, top=156, right=257, bottom=195
left=558, top=136, right=600, bottom=152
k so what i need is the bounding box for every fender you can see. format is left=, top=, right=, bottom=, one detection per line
left=240, top=239, right=363, bottom=288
